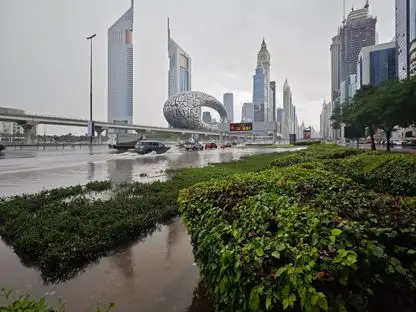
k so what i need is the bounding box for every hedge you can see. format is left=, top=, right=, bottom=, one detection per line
left=179, top=167, right=416, bottom=311
left=269, top=146, right=416, bottom=197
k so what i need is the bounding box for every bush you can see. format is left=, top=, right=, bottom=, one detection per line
left=179, top=167, right=416, bottom=311
left=293, top=141, right=322, bottom=146
left=334, top=153, right=416, bottom=197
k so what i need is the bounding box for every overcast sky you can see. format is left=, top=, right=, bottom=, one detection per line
left=0, top=0, right=394, bottom=135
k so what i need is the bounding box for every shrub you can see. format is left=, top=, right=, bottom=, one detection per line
left=293, top=141, right=322, bottom=146
left=335, top=153, right=416, bottom=196
left=179, top=167, right=416, bottom=311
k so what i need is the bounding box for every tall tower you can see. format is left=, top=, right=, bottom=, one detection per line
left=283, top=79, right=293, bottom=138
left=223, top=93, right=234, bottom=122
left=253, top=39, right=271, bottom=122
left=168, top=18, right=192, bottom=98
left=338, top=2, right=376, bottom=82
left=330, top=35, right=341, bottom=102
left=108, top=0, right=134, bottom=132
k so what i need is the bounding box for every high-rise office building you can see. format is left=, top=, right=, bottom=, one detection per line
left=320, top=100, right=331, bottom=139
left=168, top=18, right=192, bottom=97
left=253, top=39, right=271, bottom=122
left=276, top=107, right=285, bottom=135
left=396, top=0, right=416, bottom=79
left=283, top=79, right=293, bottom=138
left=202, top=111, right=212, bottom=124
left=167, top=18, right=192, bottom=128
left=270, top=81, right=276, bottom=122
left=336, top=2, right=376, bottom=83
left=357, top=42, right=396, bottom=88
left=241, top=102, right=254, bottom=122
left=330, top=35, right=341, bottom=101
left=223, top=93, right=234, bottom=122
left=108, top=0, right=134, bottom=131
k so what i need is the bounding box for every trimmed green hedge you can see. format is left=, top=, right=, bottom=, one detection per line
left=179, top=167, right=416, bottom=311
left=269, top=145, right=416, bottom=197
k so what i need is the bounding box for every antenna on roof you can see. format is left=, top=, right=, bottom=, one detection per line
left=342, top=0, right=346, bottom=23
left=364, top=0, right=369, bottom=9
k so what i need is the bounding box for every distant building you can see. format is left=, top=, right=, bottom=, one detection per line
left=357, top=42, right=396, bottom=88
left=241, top=102, right=254, bottom=122
left=270, top=81, right=276, bottom=121
left=320, top=100, right=331, bottom=139
left=283, top=79, right=293, bottom=138
left=0, top=107, right=25, bottom=136
left=330, top=35, right=342, bottom=101
left=223, top=93, right=234, bottom=122
left=253, top=39, right=271, bottom=122
left=202, top=111, right=212, bottom=124
left=276, top=107, right=285, bottom=135
left=108, top=0, right=134, bottom=132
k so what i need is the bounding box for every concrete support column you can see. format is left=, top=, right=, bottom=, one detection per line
left=272, top=130, right=277, bottom=145
left=219, top=133, right=224, bottom=144
left=21, top=123, right=37, bottom=144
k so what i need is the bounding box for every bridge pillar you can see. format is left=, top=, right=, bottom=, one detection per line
left=95, top=127, right=105, bottom=144
left=20, top=122, right=38, bottom=144
left=219, top=132, right=224, bottom=144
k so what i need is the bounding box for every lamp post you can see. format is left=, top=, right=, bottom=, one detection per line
left=86, top=34, right=96, bottom=144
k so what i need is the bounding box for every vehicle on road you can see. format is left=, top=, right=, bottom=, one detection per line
left=109, top=133, right=144, bottom=150
left=0, top=143, right=5, bottom=152
left=220, top=143, right=232, bottom=148
left=134, top=140, right=171, bottom=154
left=185, top=142, right=204, bottom=151
left=205, top=143, right=217, bottom=149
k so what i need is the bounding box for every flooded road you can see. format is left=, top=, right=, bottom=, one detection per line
left=0, top=145, right=300, bottom=311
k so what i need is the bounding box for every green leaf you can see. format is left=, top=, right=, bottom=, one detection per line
left=266, top=293, right=272, bottom=310
left=407, top=249, right=416, bottom=255
left=256, top=248, right=264, bottom=257
left=249, top=287, right=260, bottom=311
left=271, top=251, right=280, bottom=259
left=331, top=229, right=342, bottom=236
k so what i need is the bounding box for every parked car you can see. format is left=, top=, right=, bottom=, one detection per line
left=185, top=142, right=204, bottom=151
left=205, top=143, right=217, bottom=149
left=0, top=143, right=5, bottom=152
left=134, top=140, right=171, bottom=154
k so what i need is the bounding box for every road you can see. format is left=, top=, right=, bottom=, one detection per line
left=0, top=145, right=301, bottom=312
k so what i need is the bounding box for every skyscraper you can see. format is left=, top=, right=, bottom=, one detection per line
left=270, top=81, right=276, bottom=122
left=357, top=42, right=396, bottom=88
left=168, top=18, right=191, bottom=97
left=330, top=35, right=341, bottom=102
left=241, top=102, right=254, bottom=122
left=108, top=0, right=134, bottom=131
left=253, top=39, right=271, bottom=122
left=395, top=0, right=416, bottom=79
left=337, top=2, right=377, bottom=82
left=276, top=107, right=285, bottom=135
left=223, top=93, right=234, bottom=122
left=283, top=79, right=293, bottom=138
left=202, top=111, right=212, bottom=124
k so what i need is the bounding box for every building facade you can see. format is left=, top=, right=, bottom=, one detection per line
left=270, top=81, right=276, bottom=121
left=168, top=18, right=192, bottom=97
left=357, top=42, right=396, bottom=88
left=320, top=100, right=331, bottom=139
left=336, top=3, right=377, bottom=82
left=283, top=79, right=293, bottom=138
left=395, top=0, right=416, bottom=78
left=330, top=35, right=341, bottom=101
left=252, top=39, right=271, bottom=122
left=276, top=107, right=285, bottom=135
left=108, top=0, right=134, bottom=131
left=202, top=111, right=212, bottom=124
left=223, top=93, right=234, bottom=122
left=241, top=102, right=254, bottom=122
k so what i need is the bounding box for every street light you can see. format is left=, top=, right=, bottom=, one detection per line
left=86, top=33, right=96, bottom=144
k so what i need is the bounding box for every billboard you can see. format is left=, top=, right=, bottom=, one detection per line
left=229, top=122, right=253, bottom=132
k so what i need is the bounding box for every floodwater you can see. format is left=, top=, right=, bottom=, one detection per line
left=0, top=145, right=301, bottom=311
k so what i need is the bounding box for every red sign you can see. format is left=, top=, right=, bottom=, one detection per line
left=229, top=123, right=253, bottom=132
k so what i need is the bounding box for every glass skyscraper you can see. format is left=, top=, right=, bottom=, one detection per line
left=396, top=0, right=416, bottom=78
left=357, top=42, right=397, bottom=88
left=107, top=0, right=134, bottom=132
left=168, top=18, right=191, bottom=97
left=252, top=39, right=271, bottom=122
